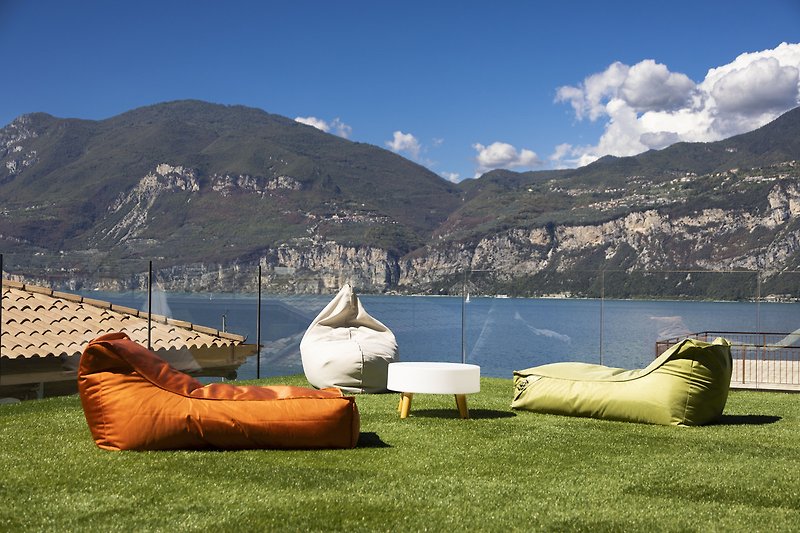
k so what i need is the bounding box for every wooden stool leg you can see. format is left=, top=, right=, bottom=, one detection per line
left=399, top=392, right=413, bottom=419
left=455, top=394, right=469, bottom=419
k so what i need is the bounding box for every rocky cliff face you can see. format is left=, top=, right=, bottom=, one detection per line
left=1, top=116, right=40, bottom=178
left=403, top=179, right=792, bottom=283
left=101, top=164, right=201, bottom=243
left=142, top=177, right=799, bottom=295
left=15, top=176, right=799, bottom=297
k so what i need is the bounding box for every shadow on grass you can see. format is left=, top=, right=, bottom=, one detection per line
left=713, top=414, right=782, bottom=425
left=357, top=432, right=391, bottom=448
left=407, top=409, right=517, bottom=420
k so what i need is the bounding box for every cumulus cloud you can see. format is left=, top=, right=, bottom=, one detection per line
left=440, top=171, right=460, bottom=183
left=553, top=42, right=800, bottom=167
left=473, top=141, right=541, bottom=176
left=549, top=143, right=577, bottom=168
left=294, top=116, right=352, bottom=138
left=330, top=118, right=353, bottom=138
left=557, top=61, right=629, bottom=121
left=640, top=130, right=681, bottom=149
left=620, top=60, right=696, bottom=112
left=295, top=116, right=327, bottom=129
left=386, top=131, right=422, bottom=160
left=712, top=58, right=798, bottom=113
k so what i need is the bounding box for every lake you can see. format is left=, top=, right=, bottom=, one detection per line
left=90, top=290, right=800, bottom=380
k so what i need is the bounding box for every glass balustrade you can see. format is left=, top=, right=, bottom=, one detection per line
left=2, top=254, right=799, bottom=399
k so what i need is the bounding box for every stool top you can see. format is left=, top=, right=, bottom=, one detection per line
left=387, top=361, right=481, bottom=394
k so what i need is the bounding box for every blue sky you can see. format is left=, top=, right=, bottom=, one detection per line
left=1, top=0, right=799, bottom=181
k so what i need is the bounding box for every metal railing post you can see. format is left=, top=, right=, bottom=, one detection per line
left=257, top=265, right=262, bottom=379
left=1, top=253, right=3, bottom=375
left=461, top=270, right=467, bottom=364
left=147, top=260, right=152, bottom=350
left=756, top=270, right=761, bottom=334
left=599, top=269, right=605, bottom=366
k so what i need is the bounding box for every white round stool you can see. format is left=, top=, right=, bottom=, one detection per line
left=386, top=362, right=481, bottom=419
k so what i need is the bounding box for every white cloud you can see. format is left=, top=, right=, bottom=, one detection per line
left=440, top=171, right=460, bottom=183
left=549, top=143, right=576, bottom=168
left=386, top=131, right=422, bottom=160
left=640, top=130, right=680, bottom=149
left=295, top=116, right=328, bottom=130
left=294, top=116, right=352, bottom=138
left=550, top=143, right=572, bottom=160
left=556, top=61, right=629, bottom=120
left=620, top=59, right=696, bottom=112
left=329, top=118, right=352, bottom=138
left=553, top=42, right=800, bottom=167
left=473, top=141, right=541, bottom=176
left=711, top=58, right=796, bottom=113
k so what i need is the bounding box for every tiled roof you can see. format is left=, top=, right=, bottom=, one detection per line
left=1, top=280, right=247, bottom=360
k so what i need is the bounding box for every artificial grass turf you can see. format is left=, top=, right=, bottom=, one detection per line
left=1, top=376, right=798, bottom=532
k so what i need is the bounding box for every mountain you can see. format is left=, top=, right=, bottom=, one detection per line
left=0, top=100, right=460, bottom=270
left=442, top=107, right=800, bottom=241
left=564, top=106, right=800, bottom=184
left=2, top=101, right=800, bottom=297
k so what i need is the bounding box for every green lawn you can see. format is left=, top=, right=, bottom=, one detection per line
left=1, top=376, right=798, bottom=532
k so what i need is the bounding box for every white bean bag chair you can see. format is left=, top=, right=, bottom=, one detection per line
left=301, top=284, right=399, bottom=393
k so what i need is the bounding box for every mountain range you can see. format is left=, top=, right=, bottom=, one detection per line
left=2, top=100, right=800, bottom=297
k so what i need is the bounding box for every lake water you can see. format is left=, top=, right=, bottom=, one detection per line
left=91, top=291, right=800, bottom=380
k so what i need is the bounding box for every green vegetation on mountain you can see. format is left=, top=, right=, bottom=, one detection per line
left=0, top=100, right=461, bottom=267
left=1, top=100, right=799, bottom=293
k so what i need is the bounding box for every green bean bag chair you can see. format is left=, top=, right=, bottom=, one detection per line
left=511, top=337, right=732, bottom=426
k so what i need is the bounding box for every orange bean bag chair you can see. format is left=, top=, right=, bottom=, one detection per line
left=78, top=333, right=360, bottom=451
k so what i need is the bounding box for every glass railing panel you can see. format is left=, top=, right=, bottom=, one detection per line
left=255, top=271, right=331, bottom=380
left=6, top=254, right=799, bottom=398
left=363, top=292, right=461, bottom=365
left=145, top=267, right=336, bottom=382
left=600, top=270, right=760, bottom=370
left=149, top=263, right=256, bottom=382
left=745, top=270, right=800, bottom=387
left=463, top=269, right=603, bottom=378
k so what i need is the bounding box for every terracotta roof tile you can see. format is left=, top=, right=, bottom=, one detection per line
left=1, top=280, right=247, bottom=360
